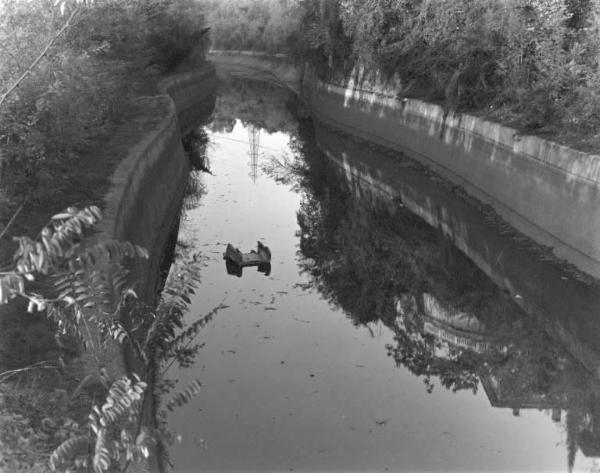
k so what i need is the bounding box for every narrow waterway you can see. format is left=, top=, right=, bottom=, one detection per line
left=163, top=77, right=600, bottom=472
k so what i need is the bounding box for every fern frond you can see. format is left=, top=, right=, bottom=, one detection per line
left=169, top=303, right=228, bottom=351
left=15, top=206, right=102, bottom=275
left=166, top=379, right=202, bottom=411
left=98, top=319, right=129, bottom=344
left=50, top=434, right=90, bottom=470
left=93, top=429, right=111, bottom=473
left=89, top=376, right=147, bottom=429
left=143, top=306, right=183, bottom=353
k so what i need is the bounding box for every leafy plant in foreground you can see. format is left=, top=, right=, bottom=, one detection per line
left=49, top=374, right=149, bottom=473
left=0, top=205, right=147, bottom=346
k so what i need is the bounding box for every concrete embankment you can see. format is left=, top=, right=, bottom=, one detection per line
left=210, top=50, right=302, bottom=94
left=209, top=51, right=600, bottom=279
left=94, top=63, right=217, bottom=377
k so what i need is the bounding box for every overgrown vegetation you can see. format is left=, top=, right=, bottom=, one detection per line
left=296, top=0, right=600, bottom=140
left=0, top=0, right=209, bottom=231
left=0, top=204, right=224, bottom=472
left=198, top=0, right=302, bottom=53
left=0, top=1, right=215, bottom=471
left=203, top=0, right=600, bottom=148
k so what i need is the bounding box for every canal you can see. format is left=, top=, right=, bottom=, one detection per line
left=161, top=75, right=600, bottom=472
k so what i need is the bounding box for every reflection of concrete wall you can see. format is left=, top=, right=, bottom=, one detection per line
left=422, top=293, right=485, bottom=334
left=480, top=373, right=569, bottom=410
left=312, top=122, right=600, bottom=382
left=303, top=70, right=600, bottom=278
left=421, top=293, right=497, bottom=354
left=206, top=51, right=600, bottom=278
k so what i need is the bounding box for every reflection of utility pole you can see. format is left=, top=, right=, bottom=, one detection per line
left=248, top=124, right=261, bottom=183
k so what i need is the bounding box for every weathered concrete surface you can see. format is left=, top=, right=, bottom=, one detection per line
left=304, top=71, right=600, bottom=278
left=94, top=63, right=217, bottom=378
left=158, top=64, right=219, bottom=136
left=209, top=50, right=302, bottom=94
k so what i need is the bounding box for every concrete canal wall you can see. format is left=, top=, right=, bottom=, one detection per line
left=209, top=51, right=600, bottom=279
left=210, top=50, right=302, bottom=94
left=95, top=62, right=217, bottom=377
left=101, top=63, right=217, bottom=304
left=159, top=65, right=219, bottom=136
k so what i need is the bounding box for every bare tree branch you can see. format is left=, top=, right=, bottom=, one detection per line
left=0, top=7, right=80, bottom=110
left=0, top=201, right=24, bottom=241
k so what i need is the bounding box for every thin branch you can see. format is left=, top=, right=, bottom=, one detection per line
left=159, top=300, right=227, bottom=377
left=0, top=201, right=25, bottom=241
left=0, top=360, right=58, bottom=382
left=0, top=7, right=80, bottom=110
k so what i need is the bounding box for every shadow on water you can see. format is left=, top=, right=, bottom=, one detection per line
left=156, top=76, right=600, bottom=472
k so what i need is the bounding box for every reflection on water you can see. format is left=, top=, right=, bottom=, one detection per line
left=162, top=77, right=600, bottom=472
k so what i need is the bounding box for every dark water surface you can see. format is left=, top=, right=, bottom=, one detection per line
left=164, top=78, right=600, bottom=472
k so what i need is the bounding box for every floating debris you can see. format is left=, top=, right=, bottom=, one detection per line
left=223, top=241, right=272, bottom=277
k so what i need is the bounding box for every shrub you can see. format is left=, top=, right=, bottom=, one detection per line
left=0, top=0, right=210, bottom=227
left=297, top=0, right=600, bottom=137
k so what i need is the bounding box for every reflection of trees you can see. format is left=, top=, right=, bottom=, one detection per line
left=292, top=118, right=600, bottom=468
left=210, top=77, right=298, bottom=135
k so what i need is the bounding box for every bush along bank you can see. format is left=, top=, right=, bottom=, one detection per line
left=0, top=0, right=209, bottom=234
left=203, top=0, right=600, bottom=150
left=0, top=1, right=216, bottom=471
left=292, top=0, right=600, bottom=150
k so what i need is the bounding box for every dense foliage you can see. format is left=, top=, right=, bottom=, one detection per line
left=0, top=2, right=213, bottom=471
left=0, top=0, right=209, bottom=230
left=296, top=0, right=600, bottom=134
left=199, top=0, right=302, bottom=53
left=301, top=0, right=600, bottom=139
left=0, top=204, right=222, bottom=472
left=201, top=0, right=600, bottom=143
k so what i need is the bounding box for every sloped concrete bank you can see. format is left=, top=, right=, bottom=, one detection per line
left=87, top=63, right=217, bottom=472
left=209, top=51, right=600, bottom=279
left=95, top=63, right=217, bottom=377
left=210, top=50, right=302, bottom=94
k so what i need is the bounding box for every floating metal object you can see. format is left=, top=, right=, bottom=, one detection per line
left=223, top=241, right=271, bottom=277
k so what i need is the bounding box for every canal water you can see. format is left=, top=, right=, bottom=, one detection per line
left=162, top=77, right=600, bottom=472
